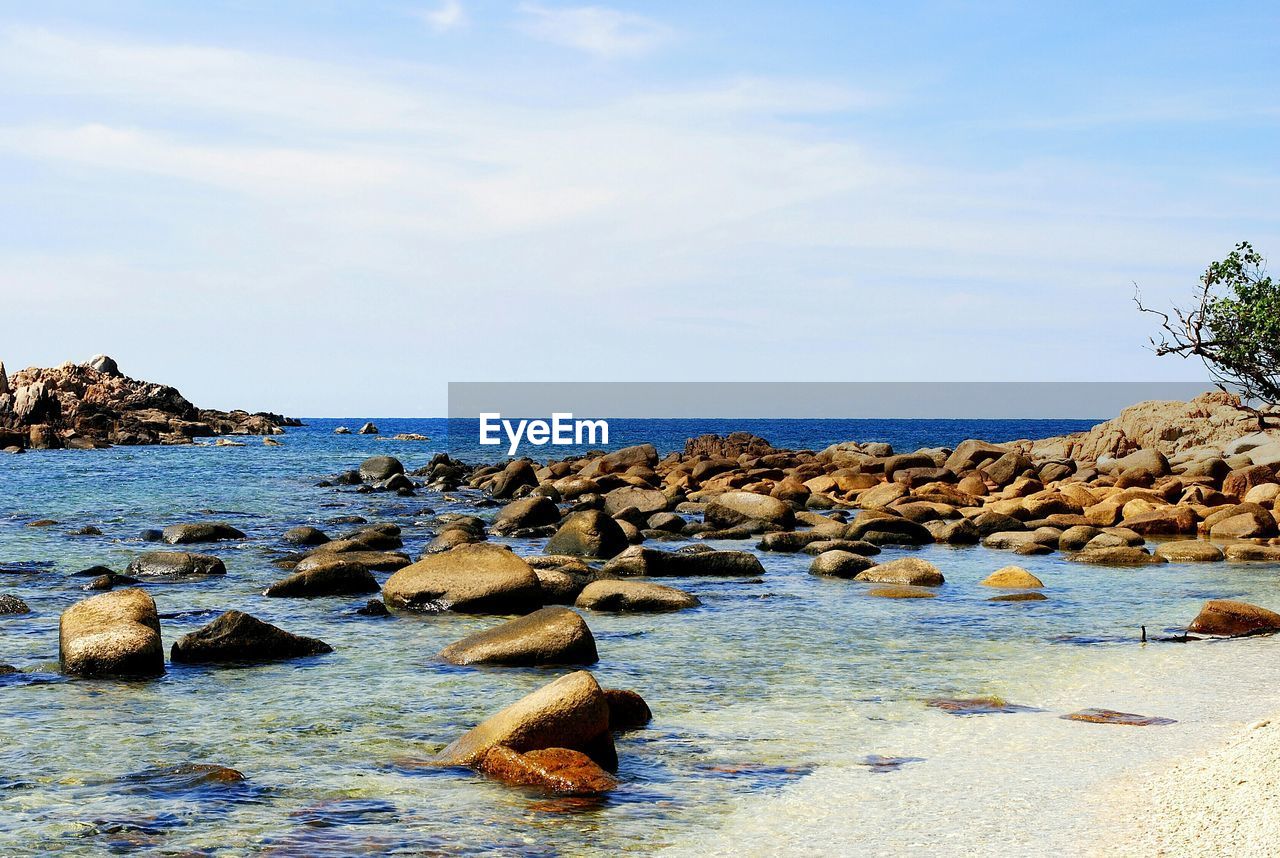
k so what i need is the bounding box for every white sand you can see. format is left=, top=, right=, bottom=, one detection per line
left=1092, top=716, right=1280, bottom=857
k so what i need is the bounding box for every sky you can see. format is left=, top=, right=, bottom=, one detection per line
left=0, top=1, right=1277, bottom=416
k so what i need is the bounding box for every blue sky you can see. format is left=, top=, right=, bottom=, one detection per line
left=1, top=1, right=1277, bottom=415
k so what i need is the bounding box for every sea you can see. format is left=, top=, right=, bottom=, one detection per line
left=4, top=417, right=1280, bottom=856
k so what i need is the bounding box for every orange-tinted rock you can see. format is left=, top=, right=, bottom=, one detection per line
left=1062, top=708, right=1175, bottom=726
left=478, top=746, right=617, bottom=796
left=866, top=586, right=936, bottom=599
left=1187, top=599, right=1280, bottom=637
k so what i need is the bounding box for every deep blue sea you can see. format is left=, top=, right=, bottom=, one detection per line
left=8, top=415, right=1280, bottom=855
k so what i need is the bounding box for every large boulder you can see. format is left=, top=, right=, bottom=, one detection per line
left=543, top=510, right=629, bottom=559
left=294, top=550, right=409, bottom=574
left=1063, top=546, right=1167, bottom=565
left=944, top=439, right=1009, bottom=473
left=434, top=670, right=616, bottom=771
left=359, top=455, right=404, bottom=481
left=1154, top=540, right=1224, bottom=562
left=704, top=492, right=795, bottom=529
left=59, top=589, right=164, bottom=678
left=579, top=444, right=658, bottom=477
left=1209, top=507, right=1278, bottom=539
left=489, top=460, right=538, bottom=499
left=126, top=551, right=226, bottom=578
left=439, top=607, right=598, bottom=666
left=283, top=526, right=329, bottom=546
left=492, top=496, right=561, bottom=535
left=1223, top=464, right=1277, bottom=499
left=263, top=561, right=379, bottom=597
left=601, top=546, right=764, bottom=577
left=575, top=580, right=700, bottom=613
left=1187, top=599, right=1280, bottom=637
left=170, top=610, right=332, bottom=664
left=853, top=557, right=944, bottom=587
left=161, top=523, right=245, bottom=545
left=382, top=544, right=543, bottom=613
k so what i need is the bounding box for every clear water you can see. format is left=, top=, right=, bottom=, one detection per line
left=2, top=419, right=1278, bottom=856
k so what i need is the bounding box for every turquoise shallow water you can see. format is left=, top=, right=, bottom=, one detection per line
left=3, top=420, right=1280, bottom=855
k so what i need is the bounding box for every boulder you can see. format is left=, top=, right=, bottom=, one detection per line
left=478, top=746, right=617, bottom=796
left=263, top=561, right=379, bottom=597
left=382, top=544, right=543, bottom=614
left=358, top=422, right=379, bottom=435
left=601, top=546, right=764, bottom=578
left=359, top=455, right=404, bottom=481
left=294, top=550, right=409, bottom=574
left=926, top=518, right=980, bottom=544
left=604, top=688, right=652, bottom=730
left=944, top=439, right=1009, bottom=473
left=543, top=510, right=629, bottom=559
left=575, top=580, right=700, bottom=613
left=1187, top=599, right=1280, bottom=637
left=1122, top=506, right=1197, bottom=535
left=161, top=522, right=246, bottom=544
left=170, top=610, right=332, bottom=664
left=808, top=550, right=877, bottom=579
left=1063, top=546, right=1167, bottom=565
left=126, top=551, right=226, bottom=578
left=59, top=589, right=164, bottom=678
left=1115, top=449, right=1170, bottom=477
left=980, top=566, right=1044, bottom=588
left=1154, top=540, right=1224, bottom=562
left=603, top=487, right=669, bottom=517
left=854, top=558, right=944, bottom=587
left=1224, top=544, right=1280, bottom=561
left=492, top=496, right=561, bottom=535
left=434, top=670, right=615, bottom=771
left=1209, top=508, right=1277, bottom=539
left=283, top=526, right=330, bottom=546
left=439, top=607, right=598, bottom=666
left=1223, top=464, right=1277, bottom=499
left=866, top=586, right=936, bottom=599
left=704, top=492, right=795, bottom=529
left=0, top=594, right=30, bottom=614
left=490, top=460, right=538, bottom=499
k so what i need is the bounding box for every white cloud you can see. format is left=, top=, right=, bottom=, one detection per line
left=517, top=3, right=673, bottom=58
left=416, top=0, right=467, bottom=33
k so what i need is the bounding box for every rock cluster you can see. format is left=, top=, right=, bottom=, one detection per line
left=0, top=355, right=297, bottom=449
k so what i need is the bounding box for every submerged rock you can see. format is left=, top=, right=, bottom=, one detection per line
left=866, top=585, right=937, bottom=599
left=170, top=611, right=332, bottom=664
left=1187, top=599, right=1280, bottom=637
left=382, top=544, right=543, bottom=614
left=127, top=551, right=227, bottom=578
left=575, top=580, right=699, bottom=613
left=1061, top=708, right=1175, bottom=726
left=600, top=546, right=764, bottom=578
left=161, top=523, right=246, bottom=545
left=0, top=594, right=30, bottom=614
left=59, top=589, right=164, bottom=678
left=853, top=557, right=944, bottom=587
left=478, top=746, right=617, bottom=796
left=434, top=671, right=616, bottom=771
left=264, top=561, right=379, bottom=597
left=439, top=607, right=597, bottom=667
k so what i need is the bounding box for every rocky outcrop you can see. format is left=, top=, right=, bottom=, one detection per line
left=0, top=355, right=297, bottom=448
left=59, top=589, right=164, bottom=678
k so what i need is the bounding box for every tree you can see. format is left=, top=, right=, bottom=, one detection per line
left=1136, top=242, right=1280, bottom=428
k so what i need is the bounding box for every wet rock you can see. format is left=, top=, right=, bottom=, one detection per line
left=801, top=539, right=880, bottom=556
left=358, top=422, right=379, bottom=435
left=434, top=670, right=615, bottom=771
left=1063, top=546, right=1167, bottom=565
left=356, top=598, right=389, bottom=617
left=0, top=594, right=30, bottom=614
left=1061, top=708, right=1175, bottom=726
left=27, top=519, right=57, bottom=527
left=646, top=512, right=686, bottom=533
left=1122, top=506, right=1197, bottom=535
left=1209, top=508, right=1278, bottom=539
left=989, top=592, right=1048, bottom=602
left=704, top=492, right=795, bottom=530
left=264, top=561, right=379, bottom=597
left=858, top=754, right=926, bottom=773
left=492, top=496, right=561, bottom=535
left=575, top=580, right=699, bottom=613
left=439, top=607, right=597, bottom=666
left=1155, top=540, right=1224, bottom=562
left=534, top=569, right=593, bottom=604
left=602, top=487, right=669, bottom=517
left=846, top=512, right=934, bottom=546
left=59, top=589, right=164, bottom=678
left=334, top=426, right=351, bottom=434
left=85, top=573, right=141, bottom=591
left=926, top=518, right=980, bottom=544
left=983, top=530, right=1057, bottom=551
left=478, top=746, right=617, bottom=796
left=283, top=526, right=330, bottom=546
left=979, top=566, right=1044, bottom=588
left=1224, top=544, right=1280, bottom=561
left=1058, top=525, right=1102, bottom=551
left=295, top=550, right=409, bottom=574
left=601, top=546, right=764, bottom=577
left=489, top=460, right=538, bottom=499
left=126, top=551, right=227, bottom=578
left=139, top=529, right=163, bottom=542
left=867, top=586, right=937, bottom=599
left=68, top=525, right=103, bottom=536
left=926, top=696, right=1038, bottom=715
left=1187, top=599, right=1280, bottom=637
left=808, top=550, right=876, bottom=579
left=382, top=544, right=543, bottom=614
left=604, top=689, right=652, bottom=730
left=121, top=763, right=245, bottom=795
left=359, top=455, right=404, bottom=481
left=540, top=512, right=629, bottom=563
left=161, top=523, right=246, bottom=545
left=854, top=557, right=944, bottom=587
left=170, top=610, right=332, bottom=664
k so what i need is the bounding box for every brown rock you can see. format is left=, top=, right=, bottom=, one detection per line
left=59, top=589, right=164, bottom=678
left=439, top=607, right=598, bottom=666
left=980, top=566, right=1044, bottom=588
left=478, top=746, right=617, bottom=796
left=1187, top=599, right=1280, bottom=637
left=575, top=580, right=699, bottom=613
left=382, top=544, right=542, bottom=614
left=854, top=557, right=944, bottom=587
